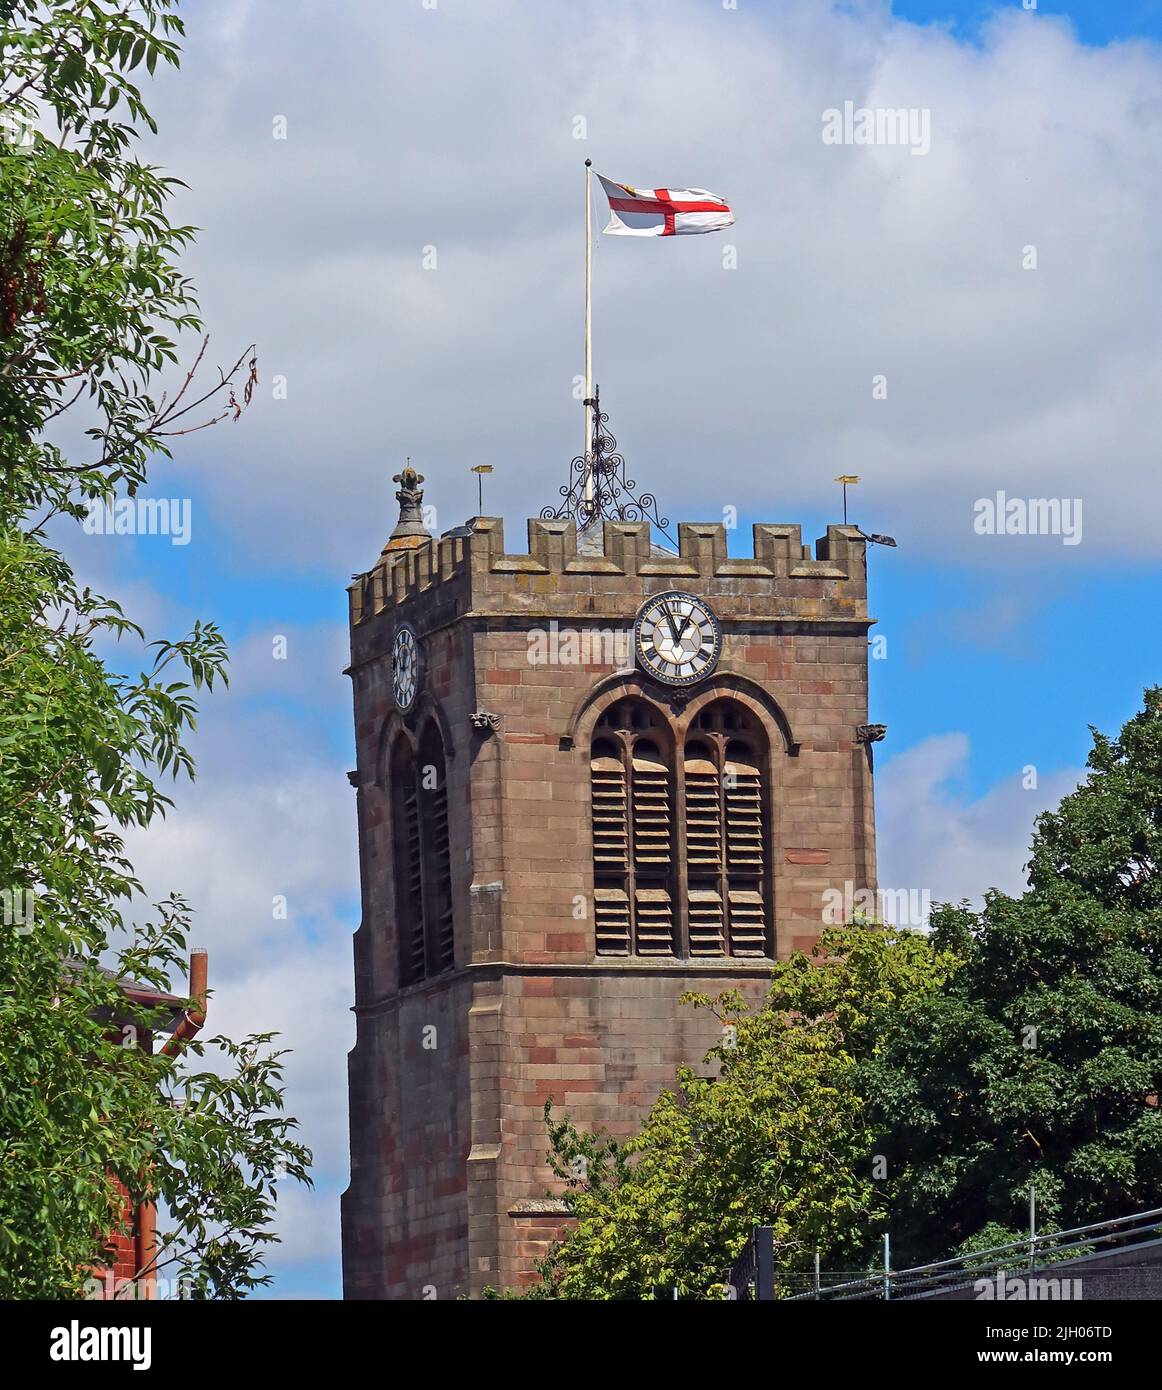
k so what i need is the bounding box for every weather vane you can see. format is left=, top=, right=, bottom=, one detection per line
left=471, top=464, right=493, bottom=515
left=835, top=474, right=859, bottom=525
left=834, top=473, right=897, bottom=549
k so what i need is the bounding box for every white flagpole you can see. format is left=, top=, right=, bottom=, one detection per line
left=583, top=158, right=593, bottom=511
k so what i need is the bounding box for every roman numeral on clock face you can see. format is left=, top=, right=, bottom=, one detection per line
left=392, top=624, right=421, bottom=712
left=634, top=592, right=722, bottom=687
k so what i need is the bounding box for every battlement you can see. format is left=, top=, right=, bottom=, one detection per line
left=347, top=517, right=869, bottom=631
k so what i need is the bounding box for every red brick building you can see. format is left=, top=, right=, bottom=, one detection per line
left=88, top=950, right=207, bottom=1300
left=341, top=463, right=879, bottom=1298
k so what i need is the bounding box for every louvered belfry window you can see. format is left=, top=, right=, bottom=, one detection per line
left=591, top=702, right=676, bottom=956
left=391, top=724, right=455, bottom=987
left=591, top=698, right=771, bottom=959
left=684, top=702, right=770, bottom=958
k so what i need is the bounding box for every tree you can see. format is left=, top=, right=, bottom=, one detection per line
left=519, top=691, right=1162, bottom=1295
left=0, top=0, right=307, bottom=1298
left=524, top=927, right=952, bottom=1299
left=865, top=688, right=1162, bottom=1265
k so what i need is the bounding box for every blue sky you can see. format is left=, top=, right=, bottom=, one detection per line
left=58, top=0, right=1162, bottom=1298
left=871, top=0, right=1162, bottom=815
left=892, top=0, right=1162, bottom=46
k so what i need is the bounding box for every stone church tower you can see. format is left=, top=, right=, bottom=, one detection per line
left=341, top=437, right=880, bottom=1299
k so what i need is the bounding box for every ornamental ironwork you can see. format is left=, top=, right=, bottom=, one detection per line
left=542, top=386, right=673, bottom=543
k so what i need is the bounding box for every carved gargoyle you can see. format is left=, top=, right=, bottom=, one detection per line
left=856, top=724, right=887, bottom=744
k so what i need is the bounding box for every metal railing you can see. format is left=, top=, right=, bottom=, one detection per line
left=790, top=1205, right=1162, bottom=1301
left=730, top=1205, right=1162, bottom=1301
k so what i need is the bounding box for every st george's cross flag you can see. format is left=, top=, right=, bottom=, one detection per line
left=596, top=173, right=734, bottom=237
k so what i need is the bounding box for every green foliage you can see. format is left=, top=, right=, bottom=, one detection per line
left=522, top=690, right=1162, bottom=1296
left=526, top=927, right=953, bottom=1299
left=0, top=0, right=255, bottom=527
left=865, top=688, right=1162, bottom=1265
left=0, top=1, right=306, bottom=1299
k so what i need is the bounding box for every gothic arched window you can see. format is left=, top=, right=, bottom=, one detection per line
left=684, top=701, right=769, bottom=958
left=590, top=701, right=676, bottom=957
left=590, top=697, right=771, bottom=959
left=391, top=722, right=455, bottom=987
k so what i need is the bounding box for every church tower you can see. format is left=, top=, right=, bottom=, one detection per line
left=340, top=429, right=880, bottom=1299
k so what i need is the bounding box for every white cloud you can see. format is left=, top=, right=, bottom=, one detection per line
left=876, top=732, right=1084, bottom=909
left=99, top=0, right=1162, bottom=575
left=118, top=659, right=356, bottom=1297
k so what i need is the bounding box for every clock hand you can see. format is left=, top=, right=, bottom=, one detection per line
left=661, top=601, right=683, bottom=645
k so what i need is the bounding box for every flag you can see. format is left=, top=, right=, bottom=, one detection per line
left=596, top=173, right=734, bottom=238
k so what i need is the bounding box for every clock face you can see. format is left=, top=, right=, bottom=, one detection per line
left=391, top=624, right=421, bottom=713
left=634, top=591, right=722, bottom=687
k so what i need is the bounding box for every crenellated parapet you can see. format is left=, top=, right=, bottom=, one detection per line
left=348, top=516, right=870, bottom=640
left=348, top=528, right=472, bottom=628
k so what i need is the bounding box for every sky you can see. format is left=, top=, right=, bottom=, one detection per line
left=52, top=0, right=1162, bottom=1298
